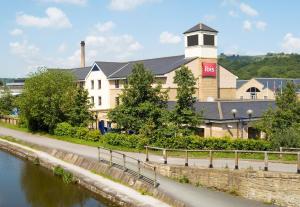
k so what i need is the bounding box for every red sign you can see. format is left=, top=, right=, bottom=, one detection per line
left=202, top=62, right=217, bottom=77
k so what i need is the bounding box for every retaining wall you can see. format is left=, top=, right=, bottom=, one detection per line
left=156, top=164, right=300, bottom=207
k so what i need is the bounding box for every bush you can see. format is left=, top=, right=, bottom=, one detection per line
left=102, top=133, right=149, bottom=149
left=270, top=127, right=300, bottom=149
left=74, top=127, right=89, bottom=139
left=86, top=130, right=101, bottom=142
left=54, top=122, right=73, bottom=136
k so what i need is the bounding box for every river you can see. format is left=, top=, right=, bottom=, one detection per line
left=0, top=150, right=118, bottom=207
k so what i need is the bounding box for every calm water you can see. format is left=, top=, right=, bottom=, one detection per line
left=0, top=150, right=119, bottom=207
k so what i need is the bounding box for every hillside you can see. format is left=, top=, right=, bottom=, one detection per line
left=218, top=53, right=300, bottom=80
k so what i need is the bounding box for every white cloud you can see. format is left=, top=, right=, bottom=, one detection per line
left=243, top=20, right=252, bottom=31
left=95, top=21, right=115, bottom=32
left=38, top=0, right=87, bottom=5
left=159, top=31, right=181, bottom=44
left=109, top=0, right=158, bottom=11
left=228, top=10, right=238, bottom=17
left=16, top=7, right=72, bottom=29
left=10, top=41, right=40, bottom=61
left=256, top=21, right=267, bottom=31
left=203, top=14, right=216, bottom=22
left=240, top=3, right=258, bottom=17
left=281, top=33, right=300, bottom=53
left=58, top=43, right=67, bottom=52
left=10, top=28, right=23, bottom=36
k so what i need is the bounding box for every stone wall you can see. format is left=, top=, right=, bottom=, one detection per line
left=156, top=164, right=300, bottom=207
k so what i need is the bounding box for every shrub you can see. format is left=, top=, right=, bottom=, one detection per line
left=54, top=122, right=73, bottom=136
left=74, top=127, right=89, bottom=139
left=102, top=133, right=149, bottom=149
left=86, top=130, right=101, bottom=142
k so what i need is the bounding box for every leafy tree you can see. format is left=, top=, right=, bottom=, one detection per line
left=0, top=87, right=15, bottom=115
left=0, top=80, right=4, bottom=87
left=172, top=66, right=202, bottom=135
left=108, top=63, right=168, bottom=137
left=67, top=87, right=93, bottom=127
left=257, top=82, right=300, bottom=147
left=16, top=69, right=91, bottom=132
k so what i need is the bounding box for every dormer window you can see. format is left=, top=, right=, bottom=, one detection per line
left=187, top=35, right=198, bottom=46
left=203, top=34, right=215, bottom=46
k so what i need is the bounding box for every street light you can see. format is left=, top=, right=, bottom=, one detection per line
left=247, top=109, right=253, bottom=119
left=231, top=109, right=238, bottom=118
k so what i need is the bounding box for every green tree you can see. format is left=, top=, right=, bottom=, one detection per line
left=17, top=69, right=91, bottom=132
left=172, top=66, right=202, bottom=135
left=108, top=63, right=168, bottom=136
left=0, top=80, right=4, bottom=87
left=0, top=87, right=15, bottom=115
left=257, top=82, right=300, bottom=147
left=67, top=87, right=93, bottom=127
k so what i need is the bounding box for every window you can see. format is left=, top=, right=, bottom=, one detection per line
left=240, top=96, right=244, bottom=100
left=91, top=96, right=94, bottom=105
left=115, top=80, right=120, bottom=88
left=124, top=79, right=128, bottom=85
left=203, top=34, right=215, bottom=46
left=79, top=82, right=85, bottom=88
left=98, top=80, right=101, bottom=89
left=115, top=97, right=120, bottom=106
left=91, top=80, right=94, bottom=89
left=246, top=87, right=260, bottom=100
left=98, top=96, right=102, bottom=106
left=264, top=96, right=268, bottom=100
left=187, top=35, right=198, bottom=46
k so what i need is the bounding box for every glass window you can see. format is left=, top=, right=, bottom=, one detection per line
left=91, top=96, right=94, bottom=105
left=115, top=80, right=119, bottom=88
left=98, top=96, right=102, bottom=106
left=203, top=34, right=215, bottom=46
left=98, top=80, right=101, bottom=89
left=91, top=80, right=94, bottom=89
left=187, top=35, right=198, bottom=46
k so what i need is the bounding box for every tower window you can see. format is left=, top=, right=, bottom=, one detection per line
left=203, top=34, right=215, bottom=46
left=187, top=35, right=198, bottom=46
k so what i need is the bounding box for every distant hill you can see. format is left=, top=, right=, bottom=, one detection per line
left=218, top=53, right=300, bottom=80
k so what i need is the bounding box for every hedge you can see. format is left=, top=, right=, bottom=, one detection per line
left=54, top=122, right=271, bottom=150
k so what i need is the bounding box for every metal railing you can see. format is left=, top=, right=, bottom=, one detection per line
left=97, top=146, right=158, bottom=187
left=145, top=146, right=300, bottom=174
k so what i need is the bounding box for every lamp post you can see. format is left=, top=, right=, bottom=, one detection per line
left=231, top=109, right=239, bottom=138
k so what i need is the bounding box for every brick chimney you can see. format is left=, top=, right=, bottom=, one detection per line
left=80, top=41, right=85, bottom=68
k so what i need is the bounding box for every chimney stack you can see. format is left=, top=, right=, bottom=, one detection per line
left=80, top=41, right=85, bottom=68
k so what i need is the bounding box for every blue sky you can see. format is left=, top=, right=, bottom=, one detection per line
left=1, top=0, right=300, bottom=77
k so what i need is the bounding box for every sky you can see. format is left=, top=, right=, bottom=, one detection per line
left=1, top=0, right=300, bottom=78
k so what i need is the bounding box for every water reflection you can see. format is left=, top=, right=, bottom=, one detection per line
left=0, top=150, right=117, bottom=207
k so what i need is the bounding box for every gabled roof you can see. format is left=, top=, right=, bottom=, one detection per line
left=107, top=55, right=196, bottom=79
left=48, top=67, right=91, bottom=81
left=168, top=100, right=275, bottom=121
left=183, top=23, right=218, bottom=34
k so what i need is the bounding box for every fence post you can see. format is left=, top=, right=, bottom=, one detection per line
left=264, top=151, right=268, bottom=171
left=297, top=153, right=300, bottom=174
left=185, top=150, right=189, bottom=166
left=123, top=154, right=126, bottom=171
left=97, top=147, right=101, bottom=162
left=154, top=166, right=157, bottom=187
left=145, top=146, right=149, bottom=162
left=280, top=147, right=283, bottom=159
left=235, top=150, right=239, bottom=170
left=109, top=150, right=112, bottom=166
left=163, top=149, right=167, bottom=164
left=138, top=160, right=141, bottom=178
left=209, top=150, right=213, bottom=168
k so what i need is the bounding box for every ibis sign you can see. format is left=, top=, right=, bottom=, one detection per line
left=202, top=62, right=217, bottom=77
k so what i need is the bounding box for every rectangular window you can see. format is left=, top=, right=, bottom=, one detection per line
left=91, top=80, right=94, bottom=89
left=115, top=80, right=119, bottom=88
left=203, top=34, right=215, bottom=46
left=98, top=80, right=101, bottom=89
left=264, top=96, right=268, bottom=100
left=79, top=82, right=85, bottom=88
left=187, top=34, right=198, bottom=46
left=98, top=96, right=102, bottom=106
left=115, top=97, right=120, bottom=106
left=91, top=96, right=94, bottom=105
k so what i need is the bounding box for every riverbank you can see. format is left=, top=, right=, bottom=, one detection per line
left=0, top=137, right=171, bottom=207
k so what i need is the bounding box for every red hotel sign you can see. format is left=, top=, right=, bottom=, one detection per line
left=202, top=62, right=217, bottom=77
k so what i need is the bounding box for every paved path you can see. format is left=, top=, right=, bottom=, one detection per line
left=0, top=126, right=277, bottom=207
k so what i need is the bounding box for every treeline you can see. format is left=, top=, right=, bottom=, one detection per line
left=218, top=53, right=300, bottom=79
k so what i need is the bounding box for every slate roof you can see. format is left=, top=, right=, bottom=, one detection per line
left=48, top=67, right=91, bottom=81
left=183, top=23, right=218, bottom=34
left=237, top=78, right=300, bottom=93
left=168, top=100, right=275, bottom=122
